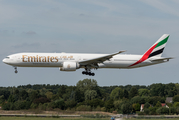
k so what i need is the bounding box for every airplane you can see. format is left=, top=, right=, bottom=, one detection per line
left=2, top=34, right=172, bottom=76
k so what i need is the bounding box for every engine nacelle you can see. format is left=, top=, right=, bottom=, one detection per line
left=60, top=62, right=79, bottom=71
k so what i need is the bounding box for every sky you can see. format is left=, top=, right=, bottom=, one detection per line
left=0, top=0, right=179, bottom=87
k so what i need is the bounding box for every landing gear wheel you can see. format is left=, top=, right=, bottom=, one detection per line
left=92, top=73, right=95, bottom=76
left=89, top=72, right=92, bottom=76
left=82, top=71, right=85, bottom=74
left=82, top=71, right=95, bottom=76
left=14, top=67, right=18, bottom=74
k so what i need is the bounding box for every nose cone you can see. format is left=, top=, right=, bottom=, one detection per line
left=2, top=58, right=7, bottom=64
left=3, top=57, right=13, bottom=65
left=2, top=58, right=9, bottom=64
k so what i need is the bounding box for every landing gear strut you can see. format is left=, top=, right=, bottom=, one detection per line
left=82, top=67, right=95, bottom=76
left=14, top=67, right=18, bottom=73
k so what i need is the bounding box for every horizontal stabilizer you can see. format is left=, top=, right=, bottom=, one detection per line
left=149, top=57, right=173, bottom=62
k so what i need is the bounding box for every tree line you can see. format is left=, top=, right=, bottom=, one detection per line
left=0, top=79, right=179, bottom=115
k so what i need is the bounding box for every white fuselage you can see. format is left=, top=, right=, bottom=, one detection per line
left=2, top=52, right=165, bottom=69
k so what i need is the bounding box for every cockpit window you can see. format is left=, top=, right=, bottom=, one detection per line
left=5, top=57, right=10, bottom=59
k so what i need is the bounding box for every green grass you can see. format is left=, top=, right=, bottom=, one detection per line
left=130, top=118, right=179, bottom=120
left=0, top=117, right=110, bottom=120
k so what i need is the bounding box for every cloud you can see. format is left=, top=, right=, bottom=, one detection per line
left=0, top=30, right=9, bottom=34
left=0, top=1, right=21, bottom=24
left=79, top=14, right=85, bottom=16
left=140, top=0, right=179, bottom=17
left=22, top=31, right=37, bottom=35
left=0, top=0, right=179, bottom=87
left=11, top=43, right=40, bottom=49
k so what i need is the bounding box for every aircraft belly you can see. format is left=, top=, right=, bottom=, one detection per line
left=101, top=61, right=134, bottom=68
left=130, top=61, right=165, bottom=68
left=13, top=62, right=62, bottom=67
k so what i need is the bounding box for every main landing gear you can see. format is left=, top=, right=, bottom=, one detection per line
left=82, top=67, right=95, bottom=76
left=14, top=67, right=18, bottom=74
left=82, top=71, right=95, bottom=76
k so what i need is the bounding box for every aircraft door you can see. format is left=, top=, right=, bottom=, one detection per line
left=78, top=56, right=81, bottom=61
left=16, top=55, right=21, bottom=62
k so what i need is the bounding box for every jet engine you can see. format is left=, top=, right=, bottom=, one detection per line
left=60, top=62, right=80, bottom=71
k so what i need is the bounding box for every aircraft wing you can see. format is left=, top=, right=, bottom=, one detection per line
left=79, top=51, right=126, bottom=66
left=149, top=57, right=173, bottom=62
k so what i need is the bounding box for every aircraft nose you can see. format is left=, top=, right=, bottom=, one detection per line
left=2, top=58, right=7, bottom=64
left=2, top=58, right=6, bottom=63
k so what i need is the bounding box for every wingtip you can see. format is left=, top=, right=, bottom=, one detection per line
left=119, top=50, right=126, bottom=53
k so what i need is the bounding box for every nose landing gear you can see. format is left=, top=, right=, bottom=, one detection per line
left=14, top=67, right=18, bottom=73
